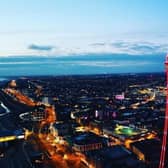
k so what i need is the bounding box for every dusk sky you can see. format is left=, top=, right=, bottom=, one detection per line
left=0, top=0, right=168, bottom=75
left=0, top=0, right=168, bottom=56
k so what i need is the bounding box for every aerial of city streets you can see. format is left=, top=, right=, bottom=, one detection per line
left=0, top=73, right=167, bottom=168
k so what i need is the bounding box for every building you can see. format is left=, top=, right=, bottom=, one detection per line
left=103, top=125, right=149, bottom=142
left=32, top=105, right=46, bottom=121
left=72, top=132, right=103, bottom=152
left=42, top=97, right=49, bottom=104
left=50, top=122, right=71, bottom=137
left=130, top=139, right=162, bottom=167
left=86, top=145, right=144, bottom=168
left=42, top=96, right=53, bottom=105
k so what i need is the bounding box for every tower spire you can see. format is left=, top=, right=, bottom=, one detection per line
left=159, top=54, right=168, bottom=168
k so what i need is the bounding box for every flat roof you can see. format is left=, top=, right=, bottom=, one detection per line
left=86, top=146, right=144, bottom=168
left=98, top=145, right=131, bottom=160
left=73, top=132, right=103, bottom=145
left=131, top=139, right=161, bottom=157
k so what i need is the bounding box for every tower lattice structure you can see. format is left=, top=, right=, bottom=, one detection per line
left=159, top=54, right=168, bottom=168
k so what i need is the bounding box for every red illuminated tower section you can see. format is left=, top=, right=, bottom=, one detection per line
left=159, top=54, right=168, bottom=168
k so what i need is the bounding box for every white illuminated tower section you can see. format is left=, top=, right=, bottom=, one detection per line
left=159, top=54, right=168, bottom=168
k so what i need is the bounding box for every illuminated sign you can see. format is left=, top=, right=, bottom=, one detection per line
left=95, top=110, right=98, bottom=118
left=115, top=94, right=124, bottom=100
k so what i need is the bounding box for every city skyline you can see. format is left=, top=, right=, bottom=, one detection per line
left=0, top=1, right=168, bottom=167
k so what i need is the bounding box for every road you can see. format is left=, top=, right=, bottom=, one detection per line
left=0, top=101, right=10, bottom=117
left=0, top=88, right=35, bottom=168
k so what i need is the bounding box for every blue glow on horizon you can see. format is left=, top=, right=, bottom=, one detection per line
left=0, top=0, right=167, bottom=74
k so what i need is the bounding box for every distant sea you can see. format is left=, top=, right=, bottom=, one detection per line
left=0, top=78, right=8, bottom=81
left=0, top=54, right=165, bottom=76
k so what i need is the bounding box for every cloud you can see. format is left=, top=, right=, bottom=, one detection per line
left=110, top=42, right=130, bottom=48
left=74, top=61, right=157, bottom=67
left=8, top=40, right=168, bottom=57
left=128, top=43, right=166, bottom=53
left=107, top=41, right=168, bottom=54
left=83, top=41, right=168, bottom=55
left=90, top=42, right=106, bottom=46
left=28, top=44, right=54, bottom=51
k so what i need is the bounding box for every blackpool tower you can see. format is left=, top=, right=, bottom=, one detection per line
left=159, top=54, right=168, bottom=168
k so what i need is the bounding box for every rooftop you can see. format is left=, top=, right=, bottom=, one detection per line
left=130, top=139, right=162, bottom=162
left=98, top=145, right=131, bottom=160
left=73, top=132, right=103, bottom=145
left=131, top=139, right=161, bottom=156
